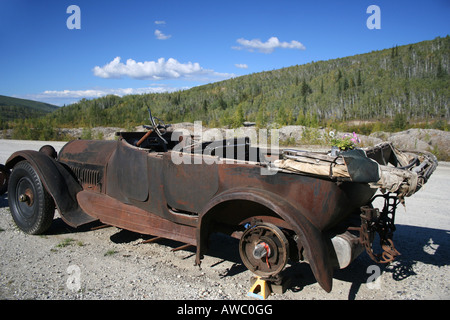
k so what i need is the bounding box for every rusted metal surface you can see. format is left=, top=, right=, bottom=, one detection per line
left=141, top=236, right=163, bottom=244
left=54, top=135, right=366, bottom=292
left=58, top=140, right=117, bottom=193
left=90, top=224, right=111, bottom=231
left=58, top=139, right=117, bottom=166
left=162, top=152, right=219, bottom=213
left=5, top=116, right=438, bottom=294
left=171, top=243, right=195, bottom=252
left=360, top=195, right=401, bottom=264
left=107, top=140, right=149, bottom=202
left=195, top=186, right=335, bottom=292
left=239, top=222, right=290, bottom=278
left=76, top=190, right=197, bottom=246
left=136, top=129, right=154, bottom=147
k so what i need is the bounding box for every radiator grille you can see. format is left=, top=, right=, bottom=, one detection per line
left=70, top=166, right=100, bottom=187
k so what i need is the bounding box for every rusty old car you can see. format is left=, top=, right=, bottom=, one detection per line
left=2, top=109, right=438, bottom=293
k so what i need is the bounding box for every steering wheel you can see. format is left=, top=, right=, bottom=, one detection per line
left=148, top=110, right=168, bottom=145
left=136, top=108, right=168, bottom=147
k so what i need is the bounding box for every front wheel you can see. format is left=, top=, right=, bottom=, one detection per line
left=8, top=161, right=55, bottom=234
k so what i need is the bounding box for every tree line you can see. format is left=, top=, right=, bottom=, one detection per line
left=5, top=36, right=449, bottom=141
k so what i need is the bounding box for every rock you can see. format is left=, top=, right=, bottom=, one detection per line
left=369, top=128, right=450, bottom=160
left=3, top=124, right=447, bottom=161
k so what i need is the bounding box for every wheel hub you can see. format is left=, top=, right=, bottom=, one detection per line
left=252, top=242, right=271, bottom=259
left=19, top=188, right=34, bottom=206
left=239, top=222, right=289, bottom=278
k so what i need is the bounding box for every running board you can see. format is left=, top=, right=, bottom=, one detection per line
left=77, top=190, right=197, bottom=246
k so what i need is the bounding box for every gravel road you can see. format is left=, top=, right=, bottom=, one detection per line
left=0, top=139, right=449, bottom=301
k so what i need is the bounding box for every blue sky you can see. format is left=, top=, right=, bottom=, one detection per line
left=0, top=0, right=449, bottom=106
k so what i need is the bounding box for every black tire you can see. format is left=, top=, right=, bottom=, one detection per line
left=8, top=161, right=55, bottom=234
left=0, top=164, right=9, bottom=195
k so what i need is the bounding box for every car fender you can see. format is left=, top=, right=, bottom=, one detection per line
left=6, top=150, right=97, bottom=227
left=196, top=187, right=333, bottom=292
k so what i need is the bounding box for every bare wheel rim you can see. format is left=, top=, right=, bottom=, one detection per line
left=239, top=222, right=289, bottom=278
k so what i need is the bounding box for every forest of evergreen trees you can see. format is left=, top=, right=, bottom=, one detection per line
left=0, top=95, right=58, bottom=131
left=5, top=36, right=449, bottom=140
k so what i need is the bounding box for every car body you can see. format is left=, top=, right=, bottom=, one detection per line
left=3, top=113, right=438, bottom=293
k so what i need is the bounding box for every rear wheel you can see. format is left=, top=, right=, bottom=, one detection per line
left=239, top=222, right=289, bottom=278
left=8, top=161, right=55, bottom=234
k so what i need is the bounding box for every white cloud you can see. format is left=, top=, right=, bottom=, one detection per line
left=92, top=57, right=233, bottom=81
left=22, top=86, right=188, bottom=105
left=235, top=63, right=248, bottom=69
left=233, top=36, right=306, bottom=53
left=39, top=87, right=182, bottom=99
left=155, top=29, right=171, bottom=40
left=154, top=20, right=166, bottom=25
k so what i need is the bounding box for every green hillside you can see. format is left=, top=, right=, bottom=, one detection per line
left=8, top=36, right=450, bottom=140
left=0, top=95, right=59, bottom=125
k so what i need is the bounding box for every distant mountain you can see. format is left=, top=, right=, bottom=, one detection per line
left=6, top=36, right=450, bottom=139
left=0, top=95, right=59, bottom=123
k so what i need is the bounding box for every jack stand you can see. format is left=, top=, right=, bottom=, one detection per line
left=247, top=277, right=271, bottom=300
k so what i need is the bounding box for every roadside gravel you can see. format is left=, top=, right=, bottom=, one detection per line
left=0, top=139, right=449, bottom=300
